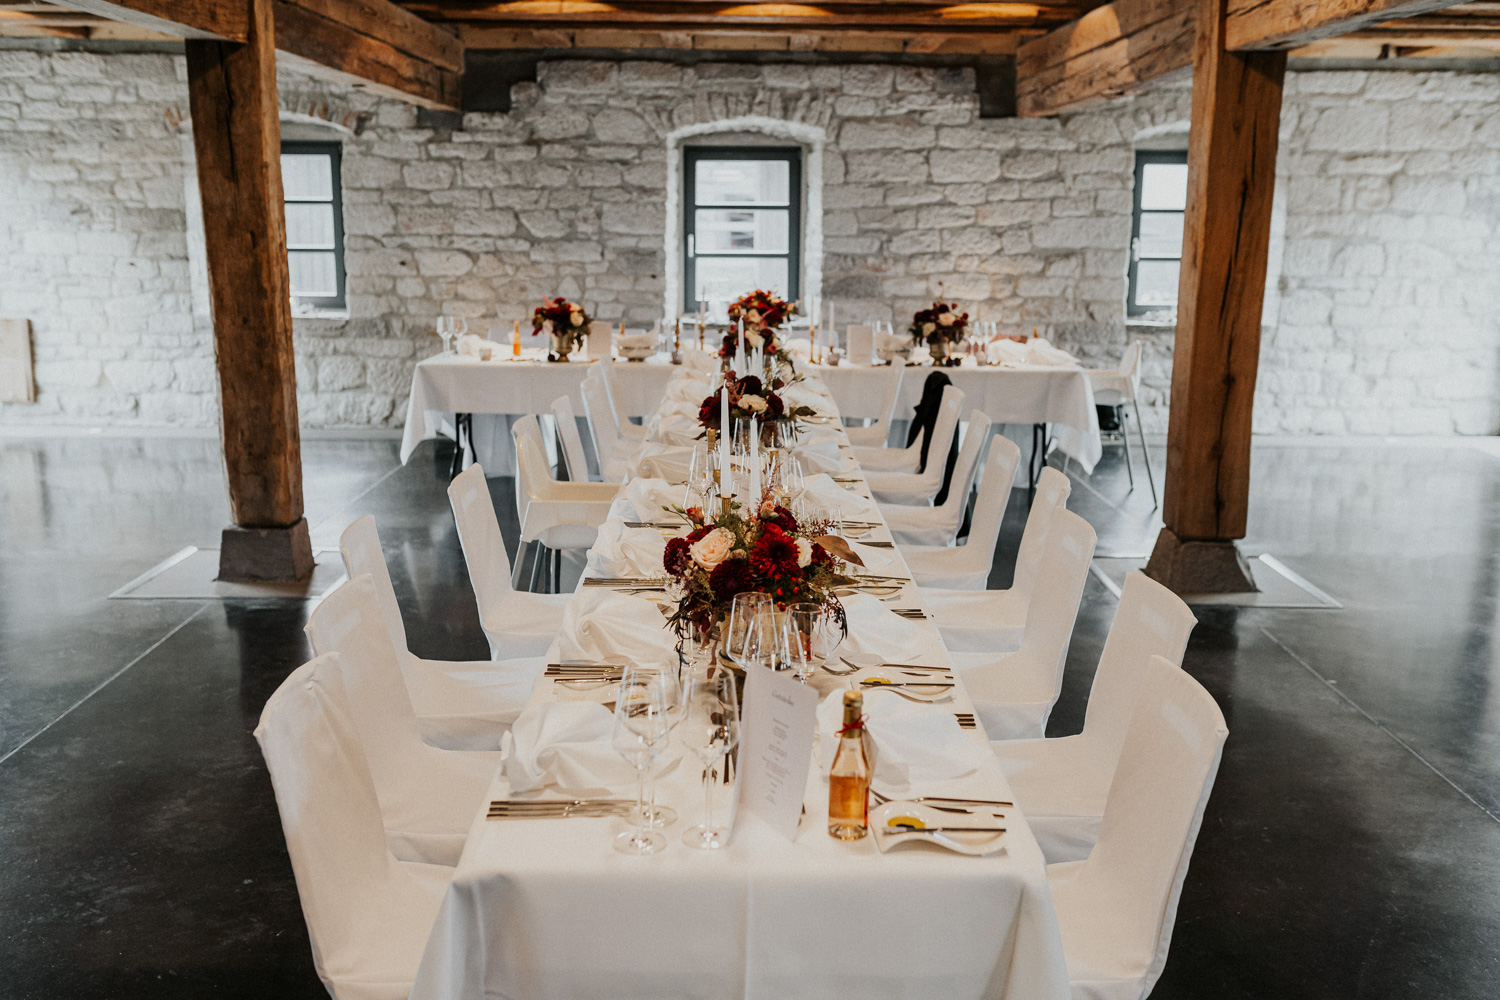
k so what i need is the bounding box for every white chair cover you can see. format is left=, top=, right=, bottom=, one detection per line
left=580, top=373, right=632, bottom=481
left=880, top=413, right=992, bottom=546
left=951, top=509, right=1096, bottom=739
left=991, top=572, right=1197, bottom=863
left=304, top=576, right=499, bottom=867
left=899, top=438, right=1026, bottom=590
left=864, top=387, right=965, bottom=504
left=255, top=653, right=452, bottom=1000
left=513, top=414, right=617, bottom=551
left=843, top=363, right=904, bottom=447
left=1048, top=655, right=1228, bottom=1000
left=1086, top=340, right=1142, bottom=407
left=447, top=463, right=571, bottom=659
left=550, top=395, right=593, bottom=482
left=340, top=515, right=546, bottom=751
left=596, top=358, right=647, bottom=442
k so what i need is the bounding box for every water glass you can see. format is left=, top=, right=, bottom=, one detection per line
left=611, top=666, right=673, bottom=855
left=683, top=666, right=741, bottom=850
left=723, top=591, right=771, bottom=666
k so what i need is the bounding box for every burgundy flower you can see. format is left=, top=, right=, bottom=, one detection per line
left=708, top=558, right=753, bottom=600
left=737, top=375, right=763, bottom=397
left=761, top=505, right=797, bottom=533
left=750, top=525, right=801, bottom=579
left=664, top=536, right=692, bottom=575
left=685, top=525, right=711, bottom=545
left=767, top=394, right=785, bottom=418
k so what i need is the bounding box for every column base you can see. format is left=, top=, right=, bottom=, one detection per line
left=1143, top=527, right=1258, bottom=595
left=218, top=518, right=315, bottom=583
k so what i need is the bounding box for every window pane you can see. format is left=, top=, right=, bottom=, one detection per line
left=1136, top=211, right=1184, bottom=259
left=695, top=209, right=789, bottom=254
left=1139, top=162, right=1188, bottom=211
left=285, top=202, right=335, bottom=250
left=1134, top=259, right=1180, bottom=308
left=695, top=160, right=789, bottom=206
left=282, top=153, right=333, bottom=202
left=289, top=251, right=338, bottom=298
left=694, top=257, right=790, bottom=304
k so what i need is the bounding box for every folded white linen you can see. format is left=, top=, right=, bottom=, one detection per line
left=612, top=477, right=683, bottom=522
left=503, top=701, right=637, bottom=793
left=784, top=339, right=812, bottom=364
left=837, top=594, right=930, bottom=662
left=646, top=401, right=704, bottom=445
left=985, top=339, right=1029, bottom=365
left=1026, top=338, right=1078, bottom=367
left=782, top=382, right=832, bottom=415
left=848, top=541, right=897, bottom=572
left=667, top=375, right=712, bottom=402
left=586, top=519, right=669, bottom=578
left=457, top=334, right=494, bottom=360
left=800, top=474, right=878, bottom=520
left=554, top=590, right=677, bottom=668
left=816, top=689, right=990, bottom=788
left=629, top=443, right=695, bottom=484
left=793, top=436, right=851, bottom=475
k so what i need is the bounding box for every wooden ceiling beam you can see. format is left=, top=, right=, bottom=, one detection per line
left=1226, top=0, right=1470, bottom=50
left=42, top=0, right=248, bottom=39
left=406, top=4, right=1065, bottom=33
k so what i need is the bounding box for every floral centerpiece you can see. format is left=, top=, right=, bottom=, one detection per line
left=532, top=296, right=590, bottom=362
left=908, top=301, right=969, bottom=367
left=697, top=373, right=816, bottom=446
left=719, top=290, right=797, bottom=367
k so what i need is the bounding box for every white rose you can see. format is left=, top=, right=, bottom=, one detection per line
left=939, top=312, right=955, bottom=326
left=745, top=329, right=765, bottom=349
left=740, top=394, right=769, bottom=413
left=569, top=308, right=584, bottom=326
left=690, top=527, right=734, bottom=571
left=746, top=309, right=762, bottom=324
left=795, top=538, right=813, bottom=568
left=922, top=322, right=936, bottom=335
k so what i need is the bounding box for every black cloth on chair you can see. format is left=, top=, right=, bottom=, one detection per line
left=904, top=372, right=962, bottom=506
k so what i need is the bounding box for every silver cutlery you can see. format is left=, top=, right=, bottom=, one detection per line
left=869, top=788, right=1013, bottom=809
left=885, top=824, right=1006, bottom=835
left=488, top=799, right=634, bottom=820
left=860, top=680, right=953, bottom=689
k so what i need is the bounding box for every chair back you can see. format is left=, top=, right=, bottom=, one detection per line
left=550, top=395, right=592, bottom=482
left=873, top=362, right=904, bottom=427
left=1121, top=339, right=1143, bottom=395
left=254, top=653, right=405, bottom=986
left=581, top=373, right=624, bottom=469
left=1083, top=572, right=1197, bottom=760
left=594, top=357, right=628, bottom=429
left=948, top=436, right=1021, bottom=575
left=338, top=515, right=407, bottom=654
left=447, top=463, right=516, bottom=618
left=933, top=413, right=992, bottom=523
left=1054, top=655, right=1227, bottom=994
left=1012, top=466, right=1072, bottom=598
left=1015, top=509, right=1096, bottom=706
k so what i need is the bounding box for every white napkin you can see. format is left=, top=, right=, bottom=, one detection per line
left=985, top=339, right=1029, bottom=365
left=554, top=590, right=677, bottom=668
left=1025, top=338, right=1078, bottom=367
left=630, top=444, right=695, bottom=484
left=838, top=594, right=930, bottom=662
left=784, top=339, right=812, bottom=364
left=782, top=382, right=831, bottom=414
left=667, top=376, right=712, bottom=403
left=504, top=701, right=637, bottom=794
left=800, top=474, right=878, bottom=519
left=646, top=403, right=704, bottom=446
left=613, top=477, right=683, bottom=521
left=849, top=541, right=896, bottom=572
left=816, top=689, right=990, bottom=788
left=587, top=519, right=669, bottom=578
left=457, top=334, right=492, bottom=360
left=794, top=437, right=850, bottom=475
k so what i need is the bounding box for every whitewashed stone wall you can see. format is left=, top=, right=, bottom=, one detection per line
left=2, top=49, right=1498, bottom=435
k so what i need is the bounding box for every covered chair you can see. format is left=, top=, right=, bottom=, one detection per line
left=580, top=372, right=633, bottom=482
left=550, top=394, right=594, bottom=482
left=851, top=370, right=952, bottom=472
left=949, top=509, right=1096, bottom=739
left=304, top=575, right=498, bottom=867
left=447, top=463, right=571, bottom=658
left=255, top=653, right=452, bottom=1000
left=880, top=413, right=991, bottom=547
left=339, top=514, right=545, bottom=750
left=1086, top=339, right=1156, bottom=506
left=596, top=357, right=648, bottom=442
left=863, top=386, right=965, bottom=505
left=917, top=464, right=1071, bottom=631
left=992, top=572, right=1197, bottom=863
left=1048, top=655, right=1228, bottom=1000
left=513, top=413, right=618, bottom=589
left=842, top=363, right=904, bottom=447
left=899, top=440, right=1030, bottom=591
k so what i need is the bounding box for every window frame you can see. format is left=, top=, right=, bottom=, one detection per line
left=1127, top=149, right=1188, bottom=318
left=682, top=145, right=802, bottom=314
left=280, top=139, right=347, bottom=313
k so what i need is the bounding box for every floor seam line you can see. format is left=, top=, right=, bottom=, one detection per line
left=0, top=603, right=212, bottom=768
left=306, top=459, right=405, bottom=534
left=1258, top=624, right=1500, bottom=827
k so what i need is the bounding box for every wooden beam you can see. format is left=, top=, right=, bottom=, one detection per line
left=1226, top=0, right=1470, bottom=50
left=44, top=0, right=247, bottom=39
left=184, top=0, right=306, bottom=537
left=1149, top=0, right=1285, bottom=577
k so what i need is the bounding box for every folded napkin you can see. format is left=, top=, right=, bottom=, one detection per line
left=630, top=444, right=695, bottom=485
left=667, top=376, right=712, bottom=403
left=800, top=474, right=878, bottom=520
left=838, top=594, right=930, bottom=662
left=504, top=701, right=638, bottom=794
left=646, top=403, right=704, bottom=447
left=784, top=339, right=812, bottom=363
left=554, top=590, right=677, bottom=669
left=782, top=382, right=831, bottom=414
left=1026, top=338, right=1078, bottom=367
left=457, top=334, right=494, bottom=360
left=587, top=518, right=669, bottom=578
left=848, top=541, right=897, bottom=572
left=817, top=689, right=990, bottom=788
left=794, top=437, right=850, bottom=475
left=985, top=339, right=1029, bottom=365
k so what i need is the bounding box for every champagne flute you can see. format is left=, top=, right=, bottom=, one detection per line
left=682, top=666, right=740, bottom=850
left=612, top=666, right=672, bottom=855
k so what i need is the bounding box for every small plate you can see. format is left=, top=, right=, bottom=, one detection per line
left=870, top=801, right=1007, bottom=856
left=851, top=666, right=953, bottom=703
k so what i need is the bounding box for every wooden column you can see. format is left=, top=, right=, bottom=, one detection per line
left=1143, top=0, right=1286, bottom=594
left=185, top=0, right=313, bottom=582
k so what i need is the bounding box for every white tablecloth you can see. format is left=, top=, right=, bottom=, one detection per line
left=407, top=370, right=1071, bottom=1000
left=815, top=363, right=1103, bottom=473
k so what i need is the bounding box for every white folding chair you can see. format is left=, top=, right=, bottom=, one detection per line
left=899, top=438, right=1027, bottom=591
left=550, top=394, right=594, bottom=482
left=513, top=414, right=618, bottom=590
left=950, top=509, right=1097, bottom=739
left=843, top=363, right=904, bottom=447
left=863, top=387, right=965, bottom=505
left=339, top=515, right=546, bottom=750
left=255, top=653, right=452, bottom=1000
left=992, top=572, right=1197, bottom=863
left=1048, top=654, right=1227, bottom=1000
left=580, top=372, right=633, bottom=482
left=447, top=463, right=572, bottom=657
left=304, top=575, right=498, bottom=867
left=1087, top=339, right=1157, bottom=506
left=918, top=463, right=1070, bottom=624
left=880, top=413, right=991, bottom=546
left=595, top=357, right=647, bottom=442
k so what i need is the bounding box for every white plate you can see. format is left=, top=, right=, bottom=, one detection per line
left=850, top=665, right=954, bottom=703
left=870, top=801, right=1007, bottom=856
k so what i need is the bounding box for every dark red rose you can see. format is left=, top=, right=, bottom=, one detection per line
left=761, top=505, right=797, bottom=533
left=708, top=558, right=753, bottom=600
left=767, top=394, right=785, bottom=418
left=736, top=375, right=763, bottom=397
left=664, top=536, right=692, bottom=575
left=685, top=525, right=711, bottom=545
left=811, top=541, right=833, bottom=567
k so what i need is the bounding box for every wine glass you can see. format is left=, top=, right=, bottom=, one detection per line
left=452, top=315, right=468, bottom=342
left=639, top=666, right=683, bottom=830
left=437, top=315, right=455, bottom=354
left=682, top=666, right=740, bottom=850
left=723, top=591, right=771, bottom=666
left=611, top=666, right=673, bottom=855
left=815, top=505, right=844, bottom=539
left=750, top=608, right=792, bottom=673
left=790, top=601, right=841, bottom=677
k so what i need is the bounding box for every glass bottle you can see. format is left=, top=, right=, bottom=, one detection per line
left=828, top=691, right=870, bottom=840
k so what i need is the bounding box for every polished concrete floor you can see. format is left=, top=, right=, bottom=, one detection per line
left=1, top=432, right=1497, bottom=998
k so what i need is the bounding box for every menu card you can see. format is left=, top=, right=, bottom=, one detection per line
left=735, top=664, right=819, bottom=841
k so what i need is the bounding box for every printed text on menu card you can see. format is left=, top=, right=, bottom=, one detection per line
left=736, top=665, right=819, bottom=841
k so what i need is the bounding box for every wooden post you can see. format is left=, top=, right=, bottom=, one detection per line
left=1143, top=0, right=1286, bottom=594
left=185, top=0, right=313, bottom=582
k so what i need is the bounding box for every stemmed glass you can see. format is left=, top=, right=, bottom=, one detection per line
left=611, top=665, right=673, bottom=855
left=723, top=592, right=771, bottom=666
left=789, top=601, right=841, bottom=678
left=682, top=666, right=740, bottom=850
left=686, top=441, right=716, bottom=510
left=437, top=315, right=455, bottom=354
left=750, top=608, right=792, bottom=673
left=639, top=671, right=684, bottom=830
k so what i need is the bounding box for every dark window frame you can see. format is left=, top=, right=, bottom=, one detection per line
left=683, top=145, right=802, bottom=313
left=1127, top=149, right=1188, bottom=318
left=281, top=139, right=347, bottom=312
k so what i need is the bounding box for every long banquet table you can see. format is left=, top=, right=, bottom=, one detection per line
left=406, top=366, right=1071, bottom=1000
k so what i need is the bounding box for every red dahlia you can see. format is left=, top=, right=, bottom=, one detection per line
left=708, top=558, right=753, bottom=600
left=664, top=537, right=692, bottom=575
left=750, top=526, right=801, bottom=579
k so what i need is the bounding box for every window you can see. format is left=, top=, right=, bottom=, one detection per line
left=1128, top=150, right=1188, bottom=317
left=683, top=146, right=801, bottom=313
left=280, top=141, right=346, bottom=312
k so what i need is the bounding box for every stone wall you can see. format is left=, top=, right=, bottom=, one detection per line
left=2, top=48, right=1498, bottom=435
